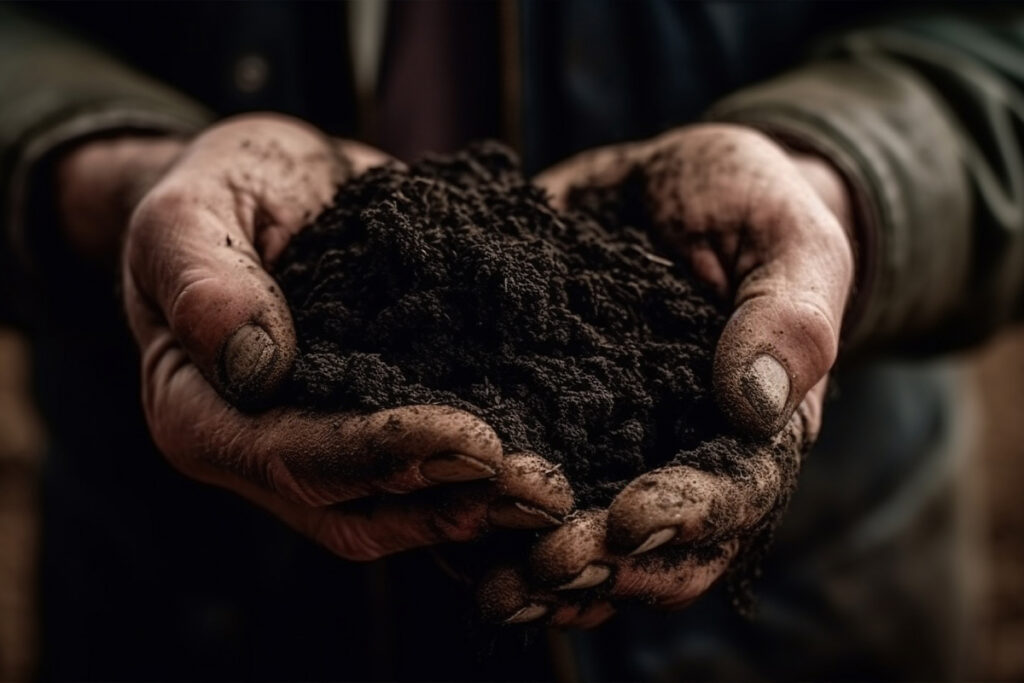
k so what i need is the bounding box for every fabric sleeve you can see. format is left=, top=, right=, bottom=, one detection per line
left=0, top=6, right=212, bottom=323
left=707, top=11, right=1024, bottom=354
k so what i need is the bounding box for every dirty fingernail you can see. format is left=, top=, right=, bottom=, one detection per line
left=743, top=353, right=790, bottom=421
left=504, top=604, right=548, bottom=624
left=223, top=324, right=277, bottom=391
left=629, top=527, right=676, bottom=556
left=556, top=563, right=611, bottom=591
left=489, top=500, right=562, bottom=529
left=421, top=452, right=497, bottom=483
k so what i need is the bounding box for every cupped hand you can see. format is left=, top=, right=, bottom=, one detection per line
left=477, top=403, right=817, bottom=627
left=539, top=123, right=853, bottom=440
left=475, top=123, right=854, bottom=625
left=60, top=114, right=572, bottom=561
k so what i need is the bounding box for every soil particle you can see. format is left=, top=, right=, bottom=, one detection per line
left=273, top=142, right=802, bottom=603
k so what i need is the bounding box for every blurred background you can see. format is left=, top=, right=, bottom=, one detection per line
left=2, top=323, right=1023, bottom=681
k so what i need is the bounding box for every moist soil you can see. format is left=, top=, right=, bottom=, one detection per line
left=273, top=142, right=801, bottom=589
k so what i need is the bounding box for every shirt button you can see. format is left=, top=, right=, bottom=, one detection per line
left=234, top=53, right=270, bottom=94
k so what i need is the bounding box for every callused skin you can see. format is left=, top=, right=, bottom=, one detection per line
left=56, top=114, right=574, bottom=563
left=475, top=124, right=856, bottom=628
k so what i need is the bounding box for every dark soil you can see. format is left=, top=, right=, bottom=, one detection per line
left=273, top=141, right=798, bottom=528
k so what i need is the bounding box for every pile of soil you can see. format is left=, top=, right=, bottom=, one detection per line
left=273, top=142, right=797, bottom=524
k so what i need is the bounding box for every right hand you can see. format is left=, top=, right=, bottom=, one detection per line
left=58, top=114, right=573, bottom=560
left=476, top=124, right=852, bottom=626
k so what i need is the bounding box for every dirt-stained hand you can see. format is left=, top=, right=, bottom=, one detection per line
left=60, top=114, right=572, bottom=561
left=476, top=123, right=854, bottom=624
left=476, top=398, right=818, bottom=627
left=539, top=124, right=854, bottom=440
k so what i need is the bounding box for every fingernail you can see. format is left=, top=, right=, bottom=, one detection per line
left=489, top=500, right=562, bottom=529
left=556, top=564, right=611, bottom=591
left=629, top=527, right=676, bottom=556
left=223, top=324, right=277, bottom=391
left=743, top=353, right=790, bottom=421
left=504, top=604, right=548, bottom=624
left=421, top=452, right=497, bottom=483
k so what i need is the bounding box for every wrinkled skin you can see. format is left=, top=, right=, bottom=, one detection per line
left=58, top=117, right=854, bottom=624
left=57, top=114, right=573, bottom=562
left=474, top=124, right=855, bottom=627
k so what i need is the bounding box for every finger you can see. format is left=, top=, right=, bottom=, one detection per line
left=141, top=340, right=505, bottom=504
left=125, top=116, right=343, bottom=405
left=609, top=541, right=738, bottom=609
left=487, top=452, right=574, bottom=529
left=477, top=565, right=552, bottom=624
left=311, top=492, right=493, bottom=561
left=477, top=565, right=609, bottom=627
left=303, top=462, right=567, bottom=560
left=712, top=174, right=852, bottom=438
left=604, top=445, right=781, bottom=556
left=531, top=511, right=736, bottom=612
left=126, top=183, right=299, bottom=406
left=195, top=461, right=561, bottom=562
left=530, top=510, right=614, bottom=590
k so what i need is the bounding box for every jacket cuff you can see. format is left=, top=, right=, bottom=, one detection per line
left=6, top=104, right=209, bottom=275
left=705, top=58, right=970, bottom=351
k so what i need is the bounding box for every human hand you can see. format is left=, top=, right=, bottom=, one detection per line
left=477, top=417, right=812, bottom=627
left=475, top=123, right=854, bottom=625
left=58, top=114, right=573, bottom=560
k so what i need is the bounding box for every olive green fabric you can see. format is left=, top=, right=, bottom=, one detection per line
left=710, top=12, right=1024, bottom=353
left=0, top=6, right=210, bottom=274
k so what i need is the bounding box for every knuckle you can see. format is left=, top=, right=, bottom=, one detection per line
left=269, top=457, right=338, bottom=506
left=167, top=275, right=216, bottom=331
left=254, top=451, right=302, bottom=498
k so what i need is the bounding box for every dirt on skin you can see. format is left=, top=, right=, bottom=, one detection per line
left=273, top=142, right=803, bottom=598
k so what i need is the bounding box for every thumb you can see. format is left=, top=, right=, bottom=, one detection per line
left=713, top=186, right=853, bottom=438
left=125, top=186, right=296, bottom=407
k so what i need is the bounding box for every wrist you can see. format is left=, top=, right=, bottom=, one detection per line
left=787, top=149, right=855, bottom=244
left=786, top=148, right=870, bottom=348
left=56, top=134, right=186, bottom=266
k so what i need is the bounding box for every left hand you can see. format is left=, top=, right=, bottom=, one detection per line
left=476, top=123, right=855, bottom=626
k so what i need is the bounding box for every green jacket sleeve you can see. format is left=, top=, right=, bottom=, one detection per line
left=0, top=6, right=211, bottom=320
left=708, top=12, right=1024, bottom=354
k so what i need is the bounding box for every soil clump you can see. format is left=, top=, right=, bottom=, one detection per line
left=273, top=142, right=798, bottom=531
